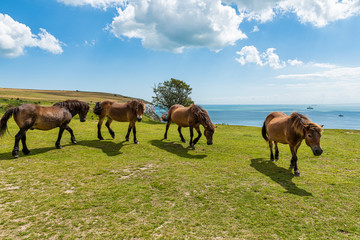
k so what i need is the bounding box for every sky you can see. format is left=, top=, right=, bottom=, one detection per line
left=1, top=0, right=360, bottom=105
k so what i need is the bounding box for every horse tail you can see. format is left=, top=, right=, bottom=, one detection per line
left=93, top=102, right=103, bottom=116
left=161, top=113, right=169, bottom=122
left=0, top=107, right=18, bottom=138
left=262, top=121, right=268, bottom=141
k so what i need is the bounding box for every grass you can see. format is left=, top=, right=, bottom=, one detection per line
left=0, top=89, right=359, bottom=238
left=0, top=114, right=359, bottom=239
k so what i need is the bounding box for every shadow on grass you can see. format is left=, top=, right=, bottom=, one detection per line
left=150, top=139, right=207, bottom=159
left=0, top=144, right=72, bottom=160
left=77, top=139, right=125, bottom=156
left=250, top=158, right=312, bottom=196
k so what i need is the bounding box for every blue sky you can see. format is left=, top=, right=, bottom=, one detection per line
left=1, top=0, right=360, bottom=104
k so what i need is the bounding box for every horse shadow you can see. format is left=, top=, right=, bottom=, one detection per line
left=76, top=139, right=125, bottom=156
left=250, top=158, right=312, bottom=196
left=150, top=139, right=207, bottom=159
left=0, top=144, right=72, bottom=161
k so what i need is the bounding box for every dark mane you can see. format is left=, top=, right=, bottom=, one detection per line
left=289, top=112, right=322, bottom=136
left=53, top=100, right=89, bottom=116
left=189, top=104, right=214, bottom=130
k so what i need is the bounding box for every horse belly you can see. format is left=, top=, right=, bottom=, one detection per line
left=172, top=111, right=189, bottom=127
left=33, top=112, right=69, bottom=130
left=109, top=107, right=129, bottom=122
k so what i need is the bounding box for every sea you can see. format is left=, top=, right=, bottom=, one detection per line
left=156, top=104, right=360, bottom=130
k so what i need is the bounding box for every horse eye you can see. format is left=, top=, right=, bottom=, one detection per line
left=308, top=134, right=312, bottom=138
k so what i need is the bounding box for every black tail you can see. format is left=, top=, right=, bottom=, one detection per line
left=161, top=113, right=169, bottom=122
left=262, top=121, right=268, bottom=141
left=0, top=107, right=17, bottom=137
left=93, top=102, right=103, bottom=116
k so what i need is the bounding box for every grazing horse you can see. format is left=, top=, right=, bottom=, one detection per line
left=93, top=100, right=145, bottom=144
left=262, top=112, right=323, bottom=176
left=0, top=100, right=89, bottom=158
left=162, top=104, right=215, bottom=149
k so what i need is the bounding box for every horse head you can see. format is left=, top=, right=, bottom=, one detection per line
left=304, top=123, right=324, bottom=156
left=130, top=100, right=145, bottom=122
left=204, top=123, right=216, bottom=145
left=78, top=102, right=90, bottom=122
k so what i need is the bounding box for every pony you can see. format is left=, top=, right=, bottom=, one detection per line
left=262, top=112, right=323, bottom=176
left=0, top=100, right=89, bottom=158
left=162, top=104, right=215, bottom=149
left=93, top=100, right=145, bottom=144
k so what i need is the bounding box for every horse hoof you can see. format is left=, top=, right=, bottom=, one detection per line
left=12, top=152, right=19, bottom=158
left=134, top=140, right=139, bottom=144
left=98, top=137, right=104, bottom=141
left=22, top=149, right=30, bottom=155
left=294, top=171, right=300, bottom=177
left=110, top=133, right=115, bottom=139
left=72, top=140, right=77, bottom=144
left=182, top=140, right=187, bottom=143
left=125, top=138, right=130, bottom=142
left=56, top=145, right=62, bottom=149
left=271, top=159, right=275, bottom=162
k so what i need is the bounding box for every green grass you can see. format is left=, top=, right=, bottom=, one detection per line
left=0, top=114, right=359, bottom=239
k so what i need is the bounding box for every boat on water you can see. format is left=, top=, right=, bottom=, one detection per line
left=307, top=106, right=314, bottom=109
left=338, top=114, right=344, bottom=117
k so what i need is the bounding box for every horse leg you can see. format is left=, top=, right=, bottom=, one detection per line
left=56, top=125, right=67, bottom=149
left=97, top=115, right=105, bottom=140
left=21, top=132, right=30, bottom=155
left=105, top=118, right=115, bottom=139
left=178, top=126, right=186, bottom=143
left=189, top=127, right=195, bottom=149
left=274, top=141, right=279, bottom=160
left=132, top=122, right=139, bottom=144
left=65, top=126, right=77, bottom=144
left=125, top=123, right=132, bottom=142
left=192, top=125, right=202, bottom=146
left=12, top=128, right=28, bottom=158
left=290, top=144, right=300, bottom=176
left=164, top=122, right=171, bottom=139
left=269, top=140, right=275, bottom=161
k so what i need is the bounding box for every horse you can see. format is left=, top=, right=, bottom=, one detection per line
left=262, top=112, right=323, bottom=176
left=93, top=100, right=145, bottom=144
left=162, top=104, right=215, bottom=149
left=0, top=100, right=89, bottom=158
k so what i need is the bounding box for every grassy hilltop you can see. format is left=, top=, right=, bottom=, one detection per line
left=0, top=89, right=359, bottom=239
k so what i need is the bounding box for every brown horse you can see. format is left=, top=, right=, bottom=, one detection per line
left=162, top=104, right=215, bottom=149
left=0, top=100, right=89, bottom=158
left=93, top=100, right=145, bottom=144
left=262, top=112, right=323, bottom=176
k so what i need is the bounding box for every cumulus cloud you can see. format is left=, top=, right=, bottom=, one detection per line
left=288, top=58, right=303, bottom=66
left=109, top=0, right=246, bottom=53
left=0, top=14, right=63, bottom=58
left=57, top=0, right=124, bottom=8
left=236, top=45, right=286, bottom=69
left=251, top=25, right=259, bottom=33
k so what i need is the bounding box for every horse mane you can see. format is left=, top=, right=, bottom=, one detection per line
left=53, top=100, right=89, bottom=115
left=128, top=100, right=145, bottom=112
left=289, top=112, right=322, bottom=136
left=189, top=104, right=215, bottom=130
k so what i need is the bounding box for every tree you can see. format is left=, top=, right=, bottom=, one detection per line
left=152, top=78, right=194, bottom=110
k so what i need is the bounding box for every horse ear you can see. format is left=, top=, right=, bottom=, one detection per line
left=321, top=124, right=324, bottom=128
left=304, top=124, right=310, bottom=130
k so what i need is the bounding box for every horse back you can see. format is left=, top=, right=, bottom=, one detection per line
left=265, top=112, right=291, bottom=144
left=108, top=102, right=134, bottom=122
left=171, top=105, right=193, bottom=127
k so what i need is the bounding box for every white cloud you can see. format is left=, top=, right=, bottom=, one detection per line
left=228, top=0, right=360, bottom=27
left=251, top=25, right=259, bottom=33
left=110, top=0, right=246, bottom=53
left=236, top=45, right=286, bottom=69
left=288, top=58, right=303, bottom=66
left=57, top=0, right=124, bottom=8
left=0, top=14, right=63, bottom=58
left=309, top=62, right=337, bottom=68
left=277, top=66, right=360, bottom=80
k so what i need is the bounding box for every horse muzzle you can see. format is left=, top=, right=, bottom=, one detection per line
left=312, top=146, right=323, bottom=156
left=137, top=117, right=142, bottom=122
left=80, top=118, right=86, bottom=122
left=207, top=141, right=213, bottom=145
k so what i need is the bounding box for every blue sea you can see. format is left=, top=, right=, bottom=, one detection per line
left=157, top=104, right=360, bottom=130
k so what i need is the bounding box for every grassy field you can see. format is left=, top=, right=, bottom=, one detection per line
left=0, top=89, right=359, bottom=239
